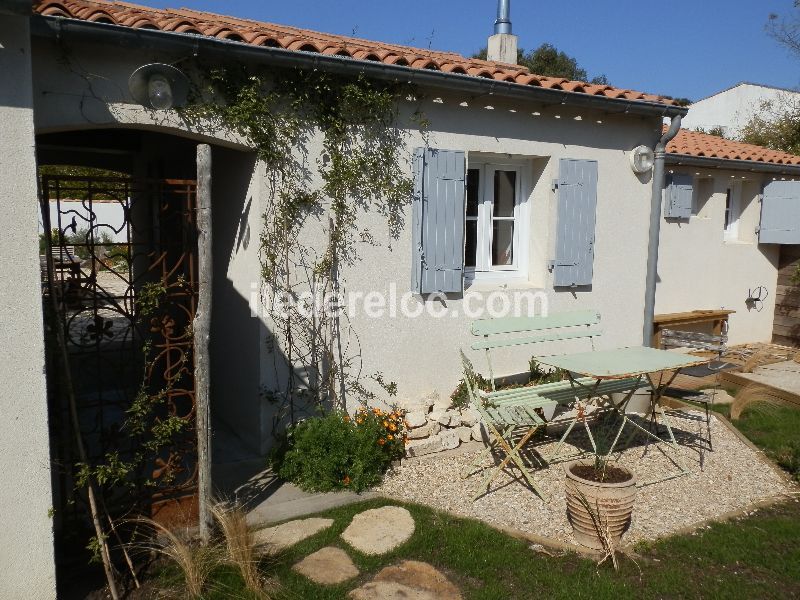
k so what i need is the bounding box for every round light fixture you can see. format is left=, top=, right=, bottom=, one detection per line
left=128, top=63, right=189, bottom=110
left=629, top=145, right=655, bottom=174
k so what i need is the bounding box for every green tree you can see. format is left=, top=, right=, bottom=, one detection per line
left=693, top=126, right=727, bottom=138
left=736, top=5, right=800, bottom=154
left=739, top=99, right=800, bottom=155
left=473, top=43, right=608, bottom=84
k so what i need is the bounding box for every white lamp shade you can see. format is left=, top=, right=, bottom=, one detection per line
left=129, top=63, right=189, bottom=110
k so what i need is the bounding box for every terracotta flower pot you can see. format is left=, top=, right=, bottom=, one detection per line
left=565, top=460, right=637, bottom=550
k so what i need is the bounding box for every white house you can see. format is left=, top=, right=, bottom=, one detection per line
left=3, top=0, right=800, bottom=596
left=659, top=128, right=800, bottom=346
left=1, top=1, right=687, bottom=594
left=681, top=82, right=800, bottom=138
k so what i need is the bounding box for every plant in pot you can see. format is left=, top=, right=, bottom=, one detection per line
left=565, top=438, right=636, bottom=552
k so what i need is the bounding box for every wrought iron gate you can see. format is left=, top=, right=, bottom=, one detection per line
left=41, top=174, right=199, bottom=525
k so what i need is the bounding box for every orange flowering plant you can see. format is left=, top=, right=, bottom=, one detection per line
left=271, top=405, right=406, bottom=492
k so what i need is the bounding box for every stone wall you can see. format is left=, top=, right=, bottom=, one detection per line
left=400, top=393, right=488, bottom=457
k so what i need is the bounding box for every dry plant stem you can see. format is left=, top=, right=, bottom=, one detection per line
left=107, top=513, right=140, bottom=589
left=730, top=383, right=784, bottom=420
left=130, top=517, right=210, bottom=599
left=211, top=503, right=271, bottom=599
left=41, top=216, right=120, bottom=600
left=573, top=488, right=618, bottom=571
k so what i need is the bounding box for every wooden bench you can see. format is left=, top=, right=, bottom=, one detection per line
left=653, top=310, right=735, bottom=348
left=460, top=310, right=646, bottom=500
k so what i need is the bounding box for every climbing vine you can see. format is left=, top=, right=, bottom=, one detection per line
left=181, top=64, right=424, bottom=425
left=75, top=278, right=194, bottom=493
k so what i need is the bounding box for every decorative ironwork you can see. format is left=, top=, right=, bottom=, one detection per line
left=41, top=174, right=199, bottom=523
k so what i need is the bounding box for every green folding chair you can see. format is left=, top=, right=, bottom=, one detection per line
left=459, top=351, right=554, bottom=500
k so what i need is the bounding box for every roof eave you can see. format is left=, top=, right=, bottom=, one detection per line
left=666, top=152, right=800, bottom=175
left=31, top=15, right=688, bottom=119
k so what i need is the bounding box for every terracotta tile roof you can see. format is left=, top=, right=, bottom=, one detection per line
left=33, top=0, right=677, bottom=107
left=667, top=127, right=800, bottom=166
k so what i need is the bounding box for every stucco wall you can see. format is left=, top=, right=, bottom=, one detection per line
left=0, top=16, right=57, bottom=600
left=336, top=96, right=659, bottom=407
left=656, top=169, right=779, bottom=344
left=30, top=36, right=661, bottom=453
left=682, top=83, right=800, bottom=138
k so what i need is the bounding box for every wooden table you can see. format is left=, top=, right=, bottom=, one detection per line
left=535, top=346, right=709, bottom=485
left=653, top=310, right=735, bottom=348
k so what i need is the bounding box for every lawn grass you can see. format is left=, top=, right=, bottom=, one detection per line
left=189, top=496, right=800, bottom=600
left=697, top=394, right=800, bottom=482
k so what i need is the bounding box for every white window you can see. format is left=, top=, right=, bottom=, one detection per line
left=464, top=162, right=527, bottom=282
left=723, top=181, right=741, bottom=241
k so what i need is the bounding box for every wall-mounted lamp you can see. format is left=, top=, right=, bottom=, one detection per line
left=128, top=63, right=189, bottom=110
left=629, top=145, right=655, bottom=174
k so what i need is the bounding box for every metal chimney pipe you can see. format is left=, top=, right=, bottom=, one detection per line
left=494, top=0, right=512, bottom=34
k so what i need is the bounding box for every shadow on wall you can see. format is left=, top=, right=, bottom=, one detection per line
left=209, top=146, right=264, bottom=457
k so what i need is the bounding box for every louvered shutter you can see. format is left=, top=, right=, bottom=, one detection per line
left=551, top=158, right=598, bottom=288
left=411, top=148, right=466, bottom=294
left=759, top=180, right=800, bottom=244
left=665, top=173, right=693, bottom=219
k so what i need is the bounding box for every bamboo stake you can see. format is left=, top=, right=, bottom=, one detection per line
left=194, top=144, right=213, bottom=545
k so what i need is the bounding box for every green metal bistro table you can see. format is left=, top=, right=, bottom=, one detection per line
left=534, top=346, right=709, bottom=485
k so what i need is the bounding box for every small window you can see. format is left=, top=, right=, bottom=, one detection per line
left=724, top=182, right=741, bottom=241
left=464, top=162, right=525, bottom=279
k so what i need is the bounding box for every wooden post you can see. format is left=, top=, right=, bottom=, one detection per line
left=195, top=144, right=213, bottom=544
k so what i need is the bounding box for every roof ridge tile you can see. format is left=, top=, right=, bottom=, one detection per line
left=33, top=0, right=676, bottom=106
left=667, top=127, right=800, bottom=166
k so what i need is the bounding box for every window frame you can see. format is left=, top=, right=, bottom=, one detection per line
left=464, top=159, right=529, bottom=284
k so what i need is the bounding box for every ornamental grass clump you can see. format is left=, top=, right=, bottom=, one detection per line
left=273, top=407, right=406, bottom=492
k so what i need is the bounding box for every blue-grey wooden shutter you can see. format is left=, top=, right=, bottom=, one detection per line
left=551, top=158, right=598, bottom=287
left=759, top=180, right=800, bottom=244
left=411, top=147, right=466, bottom=294
left=665, top=173, right=693, bottom=219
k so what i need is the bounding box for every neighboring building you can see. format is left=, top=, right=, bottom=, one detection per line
left=681, top=82, right=800, bottom=138
left=659, top=128, right=800, bottom=345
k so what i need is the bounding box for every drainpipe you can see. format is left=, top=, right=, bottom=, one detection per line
left=494, top=0, right=512, bottom=34
left=642, top=115, right=682, bottom=346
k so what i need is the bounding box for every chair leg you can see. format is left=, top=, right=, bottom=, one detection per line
left=461, top=433, right=499, bottom=480
left=473, top=425, right=544, bottom=500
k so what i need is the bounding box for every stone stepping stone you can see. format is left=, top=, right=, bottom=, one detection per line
left=341, top=506, right=415, bottom=555
left=348, top=560, right=462, bottom=600
left=254, top=517, right=333, bottom=553
left=293, top=546, right=359, bottom=585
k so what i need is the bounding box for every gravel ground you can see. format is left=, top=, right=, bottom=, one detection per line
left=376, top=409, right=795, bottom=546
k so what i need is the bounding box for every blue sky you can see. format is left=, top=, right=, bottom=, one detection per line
left=146, top=0, right=800, bottom=101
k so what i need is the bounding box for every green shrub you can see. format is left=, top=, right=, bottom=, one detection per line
left=271, top=407, right=405, bottom=492
left=450, top=357, right=567, bottom=410
left=529, top=358, right=567, bottom=385
left=450, top=372, right=491, bottom=410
